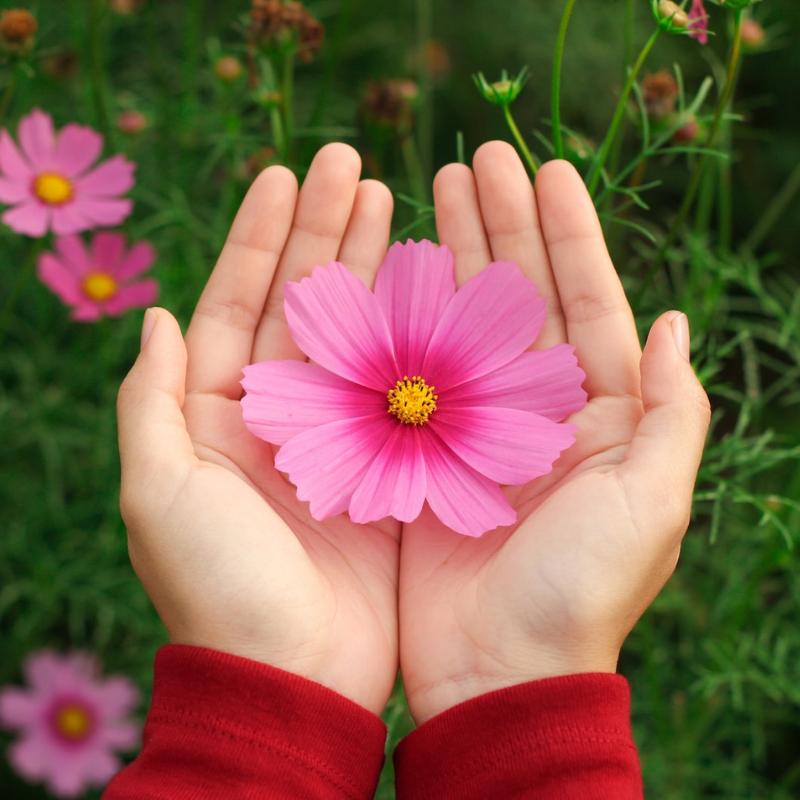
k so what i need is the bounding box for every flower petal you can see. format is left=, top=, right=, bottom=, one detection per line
left=430, top=406, right=576, bottom=485
left=54, top=234, right=91, bottom=275
left=38, top=253, right=85, bottom=306
left=0, top=688, right=40, bottom=729
left=419, top=431, right=516, bottom=537
left=18, top=109, right=56, bottom=171
left=2, top=201, right=49, bottom=237
left=0, top=129, right=34, bottom=182
left=274, top=414, right=394, bottom=519
left=8, top=735, right=50, bottom=781
left=54, top=124, right=104, bottom=179
left=116, top=241, right=156, bottom=281
left=72, top=303, right=103, bottom=322
left=96, top=720, right=141, bottom=751
left=422, top=261, right=546, bottom=391
left=91, top=231, right=126, bottom=273
left=103, top=279, right=159, bottom=316
left=284, top=262, right=398, bottom=390
left=373, top=239, right=456, bottom=377
left=73, top=155, right=135, bottom=197
left=47, top=744, right=97, bottom=798
left=52, top=198, right=133, bottom=233
left=0, top=175, right=31, bottom=204
left=349, top=424, right=427, bottom=524
left=242, top=361, right=386, bottom=446
left=442, top=344, right=588, bottom=422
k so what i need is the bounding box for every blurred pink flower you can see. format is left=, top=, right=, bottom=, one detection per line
left=0, top=650, right=140, bottom=798
left=688, top=0, right=709, bottom=44
left=0, top=108, right=135, bottom=237
left=38, top=231, right=158, bottom=321
left=241, top=239, right=587, bottom=538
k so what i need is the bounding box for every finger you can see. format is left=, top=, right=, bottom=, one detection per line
left=184, top=166, right=298, bottom=399
left=433, top=162, right=491, bottom=285
left=618, top=312, right=711, bottom=544
left=118, top=309, right=195, bottom=526
left=252, top=143, right=362, bottom=362
left=336, top=179, right=394, bottom=289
left=473, top=141, right=567, bottom=348
left=535, top=159, right=641, bottom=398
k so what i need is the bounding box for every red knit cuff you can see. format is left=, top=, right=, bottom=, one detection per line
left=105, top=645, right=387, bottom=800
left=394, top=673, right=643, bottom=800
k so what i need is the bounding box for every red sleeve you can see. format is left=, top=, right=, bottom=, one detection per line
left=103, top=645, right=387, bottom=800
left=393, top=673, right=643, bottom=800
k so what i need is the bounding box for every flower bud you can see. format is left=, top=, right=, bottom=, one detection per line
left=740, top=18, right=765, bottom=50
left=117, top=110, right=148, bottom=135
left=360, top=79, right=418, bottom=135
left=657, top=0, right=689, bottom=29
left=0, top=9, right=38, bottom=54
left=109, top=0, right=146, bottom=14
left=673, top=116, right=701, bottom=144
left=215, top=55, right=243, bottom=82
left=473, top=67, right=529, bottom=106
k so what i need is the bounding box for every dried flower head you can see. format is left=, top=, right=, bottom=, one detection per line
left=0, top=9, right=38, bottom=53
left=41, top=50, right=79, bottom=80
left=641, top=70, right=679, bottom=121
left=248, top=0, right=324, bottom=64
left=360, top=79, right=419, bottom=135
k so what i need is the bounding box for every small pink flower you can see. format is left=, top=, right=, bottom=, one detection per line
left=37, top=231, right=158, bottom=321
left=0, top=108, right=135, bottom=237
left=0, top=650, right=140, bottom=798
left=241, top=240, right=587, bottom=538
left=688, top=0, right=709, bottom=44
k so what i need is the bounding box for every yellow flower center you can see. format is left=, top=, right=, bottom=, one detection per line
left=82, top=272, right=118, bottom=302
left=387, top=376, right=438, bottom=426
left=54, top=703, right=93, bottom=741
left=33, top=172, right=74, bottom=205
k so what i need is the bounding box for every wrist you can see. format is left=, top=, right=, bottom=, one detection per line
left=406, top=648, right=621, bottom=725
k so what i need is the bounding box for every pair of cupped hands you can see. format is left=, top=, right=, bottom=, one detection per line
left=117, top=141, right=710, bottom=724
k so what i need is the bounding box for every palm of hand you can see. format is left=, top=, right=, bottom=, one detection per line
left=398, top=144, right=707, bottom=723
left=121, top=144, right=401, bottom=715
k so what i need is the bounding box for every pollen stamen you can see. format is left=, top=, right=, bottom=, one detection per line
left=388, top=376, right=437, bottom=426
left=33, top=172, right=74, bottom=205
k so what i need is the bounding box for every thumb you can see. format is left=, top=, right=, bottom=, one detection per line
left=619, top=311, right=711, bottom=539
left=117, top=308, right=195, bottom=526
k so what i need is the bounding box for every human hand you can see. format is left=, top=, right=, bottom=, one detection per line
left=398, top=142, right=711, bottom=724
left=117, top=145, right=399, bottom=715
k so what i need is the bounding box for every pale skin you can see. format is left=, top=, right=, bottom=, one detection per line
left=117, top=140, right=711, bottom=725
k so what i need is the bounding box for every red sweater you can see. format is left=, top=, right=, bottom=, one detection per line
left=104, top=646, right=642, bottom=799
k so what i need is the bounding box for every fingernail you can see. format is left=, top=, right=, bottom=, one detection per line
left=671, top=312, right=690, bottom=361
left=140, top=308, right=156, bottom=350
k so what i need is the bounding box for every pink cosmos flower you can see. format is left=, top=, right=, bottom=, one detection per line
left=241, top=239, right=587, bottom=537
left=38, top=231, right=158, bottom=321
left=0, top=650, right=140, bottom=798
left=688, top=0, right=709, bottom=45
left=0, top=108, right=135, bottom=237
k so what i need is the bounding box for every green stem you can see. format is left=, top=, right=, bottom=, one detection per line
left=743, top=156, right=800, bottom=253
left=502, top=103, right=538, bottom=177
left=282, top=50, right=295, bottom=162
left=415, top=0, right=434, bottom=187
left=0, top=72, right=17, bottom=128
left=87, top=0, right=115, bottom=149
left=0, top=239, right=44, bottom=350
left=400, top=133, right=427, bottom=206
left=652, top=10, right=744, bottom=270
left=551, top=0, right=579, bottom=160
left=262, top=57, right=286, bottom=160
left=586, top=26, right=660, bottom=196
